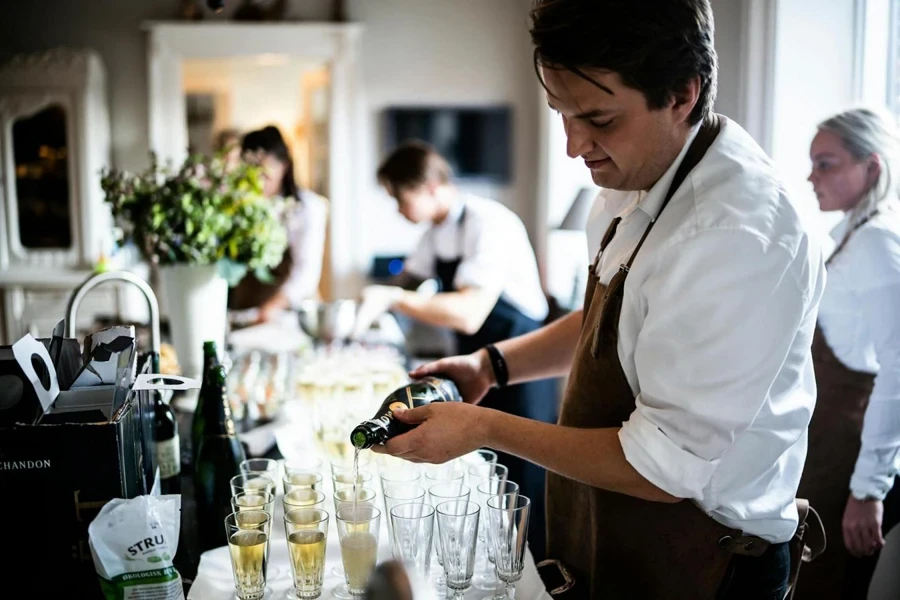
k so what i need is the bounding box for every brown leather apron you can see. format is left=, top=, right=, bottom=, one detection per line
left=792, top=217, right=880, bottom=600
left=546, top=115, right=768, bottom=599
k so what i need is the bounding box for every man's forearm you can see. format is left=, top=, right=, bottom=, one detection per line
left=393, top=290, right=496, bottom=335
left=495, top=309, right=582, bottom=384
left=482, top=408, right=679, bottom=503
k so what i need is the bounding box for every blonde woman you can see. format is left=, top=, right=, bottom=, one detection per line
left=796, top=108, right=900, bottom=598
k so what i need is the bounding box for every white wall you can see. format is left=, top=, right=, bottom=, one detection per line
left=350, top=0, right=541, bottom=261
left=0, top=0, right=541, bottom=269
left=710, top=0, right=743, bottom=120
left=770, top=0, right=859, bottom=237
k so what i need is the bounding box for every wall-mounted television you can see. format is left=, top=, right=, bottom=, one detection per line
left=383, top=106, right=512, bottom=184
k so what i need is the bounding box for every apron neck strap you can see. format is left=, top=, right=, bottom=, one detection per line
left=623, top=113, right=722, bottom=270
left=826, top=210, right=879, bottom=266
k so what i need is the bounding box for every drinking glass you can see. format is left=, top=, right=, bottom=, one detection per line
left=381, top=484, right=426, bottom=552
left=284, top=458, right=323, bottom=477
left=231, top=473, right=276, bottom=498
left=283, top=508, right=329, bottom=600
left=472, top=469, right=514, bottom=589
left=336, top=506, right=382, bottom=598
left=333, top=487, right=377, bottom=514
left=232, top=490, right=276, bottom=519
left=330, top=487, right=376, bottom=599
left=424, top=464, right=464, bottom=488
left=486, top=495, right=531, bottom=600
left=332, top=468, right=374, bottom=493
left=225, top=510, right=271, bottom=600
left=282, top=489, right=326, bottom=514
left=435, top=501, right=480, bottom=600
left=428, top=482, right=470, bottom=585
left=461, top=449, right=499, bottom=487
left=389, top=502, right=435, bottom=579
left=283, top=471, right=324, bottom=494
left=241, top=459, right=280, bottom=481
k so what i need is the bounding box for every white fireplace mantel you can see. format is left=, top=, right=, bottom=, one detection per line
left=144, top=21, right=367, bottom=300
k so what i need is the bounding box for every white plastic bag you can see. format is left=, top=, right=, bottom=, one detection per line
left=88, top=495, right=184, bottom=600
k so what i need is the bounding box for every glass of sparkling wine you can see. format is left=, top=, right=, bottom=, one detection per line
left=231, top=474, right=276, bottom=498
left=241, top=459, right=280, bottom=482
left=435, top=501, right=481, bottom=600
left=330, top=488, right=377, bottom=600
left=225, top=510, right=271, bottom=600
left=336, top=506, right=381, bottom=598
left=284, top=508, right=329, bottom=600
left=283, top=471, right=324, bottom=494
left=232, top=491, right=276, bottom=519
left=282, top=489, right=326, bottom=514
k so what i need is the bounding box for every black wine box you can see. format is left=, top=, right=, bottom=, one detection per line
left=0, top=377, right=149, bottom=597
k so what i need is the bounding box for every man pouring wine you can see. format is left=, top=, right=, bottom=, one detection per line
left=371, top=0, right=826, bottom=598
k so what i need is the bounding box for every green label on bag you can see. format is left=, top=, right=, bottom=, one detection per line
left=99, top=566, right=183, bottom=599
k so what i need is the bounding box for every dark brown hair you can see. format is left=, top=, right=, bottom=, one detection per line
left=376, top=141, right=453, bottom=196
left=241, top=125, right=299, bottom=200
left=530, top=0, right=718, bottom=124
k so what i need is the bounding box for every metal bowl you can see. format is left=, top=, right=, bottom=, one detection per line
left=296, top=299, right=357, bottom=343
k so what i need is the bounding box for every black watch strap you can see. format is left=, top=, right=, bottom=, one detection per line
left=484, top=344, right=509, bottom=388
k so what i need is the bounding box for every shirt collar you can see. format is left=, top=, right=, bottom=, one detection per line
left=435, top=194, right=465, bottom=229
left=599, top=121, right=702, bottom=220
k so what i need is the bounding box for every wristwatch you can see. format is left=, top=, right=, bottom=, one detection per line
left=484, top=344, right=509, bottom=388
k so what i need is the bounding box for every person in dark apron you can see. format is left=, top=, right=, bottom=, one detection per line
left=793, top=108, right=900, bottom=600
left=370, top=2, right=827, bottom=597
left=229, top=125, right=328, bottom=319
left=435, top=205, right=558, bottom=560
left=366, top=141, right=558, bottom=559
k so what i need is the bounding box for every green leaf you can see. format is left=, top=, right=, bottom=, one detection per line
left=217, top=259, right=248, bottom=287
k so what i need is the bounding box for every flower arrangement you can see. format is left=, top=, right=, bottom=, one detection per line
left=100, top=153, right=290, bottom=285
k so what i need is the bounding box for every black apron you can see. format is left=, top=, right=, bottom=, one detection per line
left=434, top=204, right=558, bottom=561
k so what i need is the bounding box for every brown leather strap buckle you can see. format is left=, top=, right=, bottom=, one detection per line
left=716, top=534, right=769, bottom=557
left=535, top=559, right=576, bottom=596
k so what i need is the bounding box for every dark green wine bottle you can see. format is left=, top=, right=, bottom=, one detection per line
left=350, top=377, right=462, bottom=449
left=194, top=364, right=246, bottom=552
left=191, top=341, right=221, bottom=465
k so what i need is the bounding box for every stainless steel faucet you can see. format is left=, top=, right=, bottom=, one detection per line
left=65, top=271, right=161, bottom=354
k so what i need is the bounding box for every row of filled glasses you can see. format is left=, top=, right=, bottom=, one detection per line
left=229, top=451, right=531, bottom=599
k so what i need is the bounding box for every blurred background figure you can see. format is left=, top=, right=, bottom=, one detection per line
left=227, top=125, right=328, bottom=321
left=215, top=127, right=242, bottom=171
left=795, top=107, right=900, bottom=599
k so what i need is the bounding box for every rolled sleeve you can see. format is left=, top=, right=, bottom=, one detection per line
left=619, top=408, right=719, bottom=498
left=621, top=229, right=813, bottom=500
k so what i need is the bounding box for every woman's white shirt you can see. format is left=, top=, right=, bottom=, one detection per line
left=282, top=191, right=328, bottom=307
left=818, top=204, right=900, bottom=500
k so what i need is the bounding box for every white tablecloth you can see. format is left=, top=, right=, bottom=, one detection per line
left=188, top=375, right=550, bottom=600
left=187, top=481, right=551, bottom=600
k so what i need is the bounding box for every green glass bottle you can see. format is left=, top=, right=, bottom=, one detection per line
left=350, top=377, right=461, bottom=450
left=194, top=364, right=246, bottom=552
left=191, top=341, right=221, bottom=465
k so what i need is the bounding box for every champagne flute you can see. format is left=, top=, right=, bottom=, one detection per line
left=486, top=495, right=531, bottom=600
left=225, top=510, right=271, bottom=600
left=336, top=506, right=382, bottom=598
left=389, top=503, right=435, bottom=579
left=284, top=508, right=329, bottom=600
left=435, top=501, right=481, bottom=600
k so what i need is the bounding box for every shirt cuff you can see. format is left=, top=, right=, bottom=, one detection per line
left=619, top=409, right=719, bottom=500
left=849, top=447, right=900, bottom=501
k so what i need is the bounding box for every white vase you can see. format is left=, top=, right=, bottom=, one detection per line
left=160, top=264, right=228, bottom=380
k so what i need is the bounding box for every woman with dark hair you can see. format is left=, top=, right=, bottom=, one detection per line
left=229, top=125, right=328, bottom=320
left=793, top=107, right=900, bottom=599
